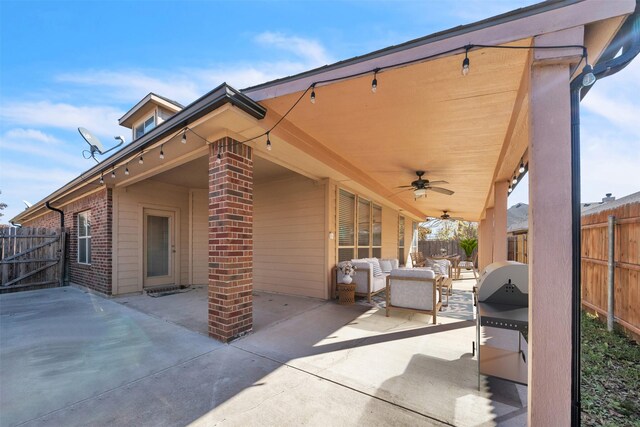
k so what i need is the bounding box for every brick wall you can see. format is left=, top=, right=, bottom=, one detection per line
left=22, top=188, right=113, bottom=294
left=208, top=138, right=253, bottom=342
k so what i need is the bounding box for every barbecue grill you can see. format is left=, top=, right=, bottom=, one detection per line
left=474, top=261, right=529, bottom=389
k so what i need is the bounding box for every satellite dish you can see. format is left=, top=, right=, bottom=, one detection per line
left=23, top=200, right=32, bottom=209
left=79, top=127, right=124, bottom=163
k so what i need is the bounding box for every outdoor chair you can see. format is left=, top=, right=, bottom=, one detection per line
left=459, top=252, right=478, bottom=280
left=409, top=252, right=426, bottom=267
left=386, top=268, right=443, bottom=324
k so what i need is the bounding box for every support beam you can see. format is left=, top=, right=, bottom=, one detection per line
left=478, top=208, right=494, bottom=272
left=493, top=181, right=509, bottom=261
left=208, top=137, right=254, bottom=342
left=528, top=63, right=573, bottom=426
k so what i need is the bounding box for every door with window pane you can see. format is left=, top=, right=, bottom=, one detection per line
left=143, top=209, right=175, bottom=288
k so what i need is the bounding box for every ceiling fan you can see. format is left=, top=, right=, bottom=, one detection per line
left=439, top=210, right=464, bottom=221
left=396, top=171, right=454, bottom=199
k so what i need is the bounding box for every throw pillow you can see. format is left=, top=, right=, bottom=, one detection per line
left=379, top=259, right=392, bottom=273
left=369, top=258, right=383, bottom=277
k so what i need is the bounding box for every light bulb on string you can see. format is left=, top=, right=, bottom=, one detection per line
left=99, top=174, right=104, bottom=185
left=508, top=186, right=513, bottom=193
left=582, top=64, right=596, bottom=87
left=111, top=169, right=116, bottom=179
left=139, top=154, right=144, bottom=165
left=216, top=151, right=222, bottom=165
left=266, top=132, right=272, bottom=151
left=512, top=175, right=518, bottom=185
left=159, top=145, right=164, bottom=160
left=310, top=85, right=316, bottom=104
left=125, top=165, right=130, bottom=176
left=462, top=47, right=470, bottom=76
left=519, top=161, right=525, bottom=174
left=181, top=130, right=187, bottom=144
left=371, top=70, right=378, bottom=93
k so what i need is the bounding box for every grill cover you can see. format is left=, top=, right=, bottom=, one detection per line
left=477, top=261, right=528, bottom=305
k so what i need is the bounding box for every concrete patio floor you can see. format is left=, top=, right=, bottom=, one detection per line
left=0, top=271, right=526, bottom=426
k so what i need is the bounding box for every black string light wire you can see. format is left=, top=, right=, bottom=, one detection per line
left=95, top=43, right=592, bottom=185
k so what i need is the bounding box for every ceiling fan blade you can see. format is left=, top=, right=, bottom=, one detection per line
left=395, top=185, right=414, bottom=188
left=427, top=180, right=449, bottom=185
left=429, top=187, right=455, bottom=195
left=388, top=188, right=413, bottom=197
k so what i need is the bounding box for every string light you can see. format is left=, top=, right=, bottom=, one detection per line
left=111, top=168, right=116, bottom=179
left=462, top=46, right=470, bottom=76
left=89, top=43, right=591, bottom=189
left=371, top=69, right=378, bottom=93
left=125, top=164, right=130, bottom=176
left=581, top=64, right=596, bottom=87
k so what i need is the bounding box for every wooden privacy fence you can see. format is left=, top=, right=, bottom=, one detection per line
left=581, top=202, right=639, bottom=339
left=418, top=240, right=477, bottom=263
left=1, top=227, right=67, bottom=293
left=507, top=234, right=528, bottom=264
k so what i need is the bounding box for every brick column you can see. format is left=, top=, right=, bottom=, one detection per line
left=208, top=137, right=253, bottom=342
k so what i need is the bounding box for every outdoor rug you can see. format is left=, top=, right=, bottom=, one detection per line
left=356, top=289, right=474, bottom=321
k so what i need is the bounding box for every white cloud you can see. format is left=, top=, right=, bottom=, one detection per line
left=255, top=31, right=333, bottom=66
left=0, top=101, right=123, bottom=137
left=3, top=128, right=62, bottom=145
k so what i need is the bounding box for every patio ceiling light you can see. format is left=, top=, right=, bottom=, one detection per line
left=125, top=165, right=130, bottom=176
left=508, top=186, right=513, bottom=193
left=414, top=188, right=427, bottom=198
left=99, top=173, right=104, bottom=185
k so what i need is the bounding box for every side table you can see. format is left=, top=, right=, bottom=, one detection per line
left=337, top=283, right=356, bottom=305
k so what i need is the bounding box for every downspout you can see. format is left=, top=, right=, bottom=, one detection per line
left=570, top=7, right=640, bottom=426
left=45, top=201, right=64, bottom=229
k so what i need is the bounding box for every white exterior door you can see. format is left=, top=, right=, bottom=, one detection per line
left=143, top=208, right=176, bottom=288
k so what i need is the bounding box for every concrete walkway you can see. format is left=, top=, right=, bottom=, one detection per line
left=0, top=275, right=526, bottom=426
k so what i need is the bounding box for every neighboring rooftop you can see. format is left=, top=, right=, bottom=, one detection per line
left=118, top=92, right=184, bottom=129
left=582, top=191, right=640, bottom=215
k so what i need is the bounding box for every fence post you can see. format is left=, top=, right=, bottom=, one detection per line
left=607, top=215, right=615, bottom=332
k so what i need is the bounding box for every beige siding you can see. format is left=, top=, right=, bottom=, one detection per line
left=190, top=190, right=208, bottom=285
left=113, top=180, right=190, bottom=294
left=254, top=175, right=327, bottom=299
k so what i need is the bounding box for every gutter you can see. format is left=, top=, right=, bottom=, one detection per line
left=45, top=202, right=64, bottom=229
left=569, top=6, right=640, bottom=426
left=11, top=83, right=266, bottom=224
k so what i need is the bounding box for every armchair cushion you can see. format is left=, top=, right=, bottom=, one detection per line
left=379, top=259, right=393, bottom=273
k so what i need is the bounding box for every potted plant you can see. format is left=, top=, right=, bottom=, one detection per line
left=338, top=261, right=357, bottom=284
left=459, top=238, right=478, bottom=268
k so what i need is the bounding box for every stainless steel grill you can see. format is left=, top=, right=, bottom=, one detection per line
left=474, top=261, right=528, bottom=389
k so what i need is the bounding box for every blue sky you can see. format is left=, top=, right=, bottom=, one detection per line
left=1, top=0, right=638, bottom=223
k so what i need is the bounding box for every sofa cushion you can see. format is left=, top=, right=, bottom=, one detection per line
left=379, top=259, right=393, bottom=273
left=369, top=258, right=383, bottom=276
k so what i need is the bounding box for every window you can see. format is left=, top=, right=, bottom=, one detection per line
left=78, top=211, right=91, bottom=264
left=398, top=216, right=405, bottom=263
left=134, top=115, right=156, bottom=139
left=338, top=189, right=356, bottom=262
left=337, top=188, right=383, bottom=261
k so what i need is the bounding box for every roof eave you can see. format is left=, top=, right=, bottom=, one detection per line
left=12, top=83, right=266, bottom=224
